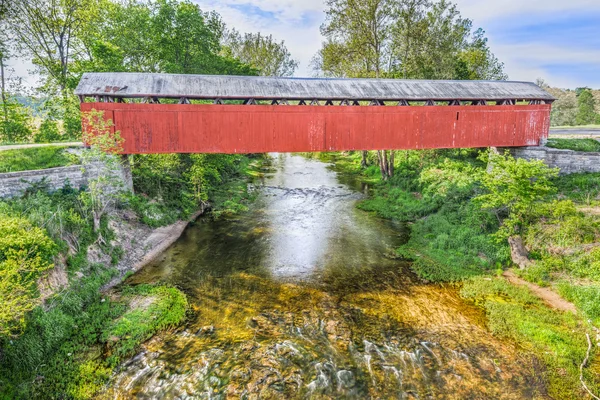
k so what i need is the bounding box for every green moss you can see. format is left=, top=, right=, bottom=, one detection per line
left=0, top=146, right=79, bottom=173
left=0, top=280, right=188, bottom=399
left=103, top=284, right=188, bottom=367
left=546, top=138, right=600, bottom=152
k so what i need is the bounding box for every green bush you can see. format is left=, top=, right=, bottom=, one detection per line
left=131, top=153, right=257, bottom=225
left=0, top=215, right=57, bottom=337
left=475, top=150, right=559, bottom=240
left=398, top=202, right=509, bottom=282
left=34, top=119, right=63, bottom=143
left=0, top=97, right=33, bottom=143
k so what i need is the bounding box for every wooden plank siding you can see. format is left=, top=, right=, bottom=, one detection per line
left=81, top=102, right=551, bottom=154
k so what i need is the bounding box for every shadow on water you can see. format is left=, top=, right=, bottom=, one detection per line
left=102, top=154, right=547, bottom=399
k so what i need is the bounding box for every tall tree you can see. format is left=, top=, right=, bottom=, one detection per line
left=316, top=0, right=394, bottom=78
left=315, top=0, right=506, bottom=178
left=77, top=0, right=256, bottom=76
left=222, top=30, right=298, bottom=77
left=0, top=0, right=11, bottom=138
left=576, top=88, right=598, bottom=126
left=7, top=0, right=98, bottom=92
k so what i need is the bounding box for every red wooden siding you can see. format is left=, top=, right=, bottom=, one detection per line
left=81, top=103, right=551, bottom=154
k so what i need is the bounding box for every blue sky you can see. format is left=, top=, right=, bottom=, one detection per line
left=9, top=0, right=600, bottom=89
left=191, top=0, right=600, bottom=88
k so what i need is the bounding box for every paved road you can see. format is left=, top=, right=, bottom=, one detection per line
left=0, top=142, right=83, bottom=152
left=550, top=128, right=600, bottom=137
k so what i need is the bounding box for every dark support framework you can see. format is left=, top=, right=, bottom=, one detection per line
left=80, top=96, right=554, bottom=107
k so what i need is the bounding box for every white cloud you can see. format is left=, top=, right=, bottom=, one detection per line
left=193, top=0, right=325, bottom=76
left=8, top=0, right=600, bottom=88
left=453, top=0, right=600, bottom=23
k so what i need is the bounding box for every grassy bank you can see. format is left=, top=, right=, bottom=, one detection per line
left=0, top=146, right=80, bottom=173
left=323, top=149, right=600, bottom=398
left=0, top=153, right=266, bottom=399
left=546, top=138, right=600, bottom=152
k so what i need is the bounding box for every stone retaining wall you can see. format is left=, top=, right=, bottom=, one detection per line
left=503, top=146, right=600, bottom=174
left=0, top=155, right=133, bottom=198
left=0, top=165, right=87, bottom=198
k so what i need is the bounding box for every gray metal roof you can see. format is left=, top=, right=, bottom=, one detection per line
left=75, top=72, right=554, bottom=101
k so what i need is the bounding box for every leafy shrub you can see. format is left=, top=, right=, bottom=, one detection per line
left=419, top=158, right=479, bottom=202
left=34, top=119, right=62, bottom=143
left=0, top=215, right=56, bottom=337
left=0, top=97, right=33, bottom=143
left=398, top=202, right=509, bottom=282
left=475, top=150, right=559, bottom=239
left=132, top=153, right=255, bottom=224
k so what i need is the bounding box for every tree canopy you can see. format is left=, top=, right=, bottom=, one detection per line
left=315, top=0, right=506, bottom=80
left=222, top=30, right=299, bottom=77
left=0, top=0, right=298, bottom=143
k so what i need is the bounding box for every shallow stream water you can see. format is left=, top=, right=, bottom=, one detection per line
left=101, top=154, right=544, bottom=399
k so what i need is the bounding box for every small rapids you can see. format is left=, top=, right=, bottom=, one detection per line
left=99, top=154, right=545, bottom=399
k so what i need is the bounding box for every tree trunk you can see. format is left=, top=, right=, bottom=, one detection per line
left=93, top=211, right=101, bottom=233
left=508, top=236, right=533, bottom=269
left=0, top=53, right=7, bottom=140
left=361, top=151, right=368, bottom=168
left=376, top=151, right=385, bottom=179
left=487, top=146, right=500, bottom=173
left=376, top=150, right=395, bottom=180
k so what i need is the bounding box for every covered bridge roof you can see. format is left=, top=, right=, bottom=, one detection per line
left=75, top=72, right=554, bottom=102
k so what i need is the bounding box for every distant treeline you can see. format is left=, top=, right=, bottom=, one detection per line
left=541, top=82, right=600, bottom=127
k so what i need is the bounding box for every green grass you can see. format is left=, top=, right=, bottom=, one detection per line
left=546, top=138, right=600, bottom=152
left=553, top=172, right=600, bottom=203
left=357, top=185, right=441, bottom=221
left=461, top=277, right=599, bottom=400
left=397, top=202, right=509, bottom=282
left=557, top=282, right=600, bottom=325
left=0, top=279, right=188, bottom=399
left=0, top=146, right=79, bottom=173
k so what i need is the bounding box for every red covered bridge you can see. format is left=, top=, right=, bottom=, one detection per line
left=75, top=73, right=554, bottom=154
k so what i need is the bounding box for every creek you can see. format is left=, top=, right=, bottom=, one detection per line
left=100, top=153, right=543, bottom=399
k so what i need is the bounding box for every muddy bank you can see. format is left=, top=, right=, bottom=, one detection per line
left=38, top=206, right=208, bottom=300
left=99, top=206, right=208, bottom=290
